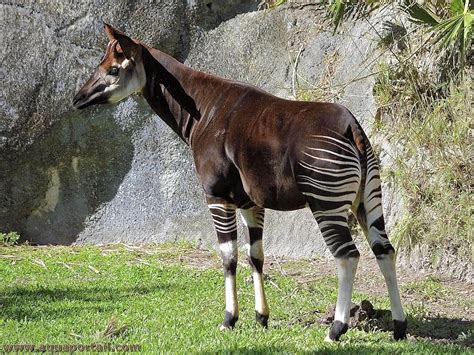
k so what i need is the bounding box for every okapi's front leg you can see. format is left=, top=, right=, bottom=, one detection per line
left=240, top=206, right=269, bottom=327
left=208, top=201, right=239, bottom=329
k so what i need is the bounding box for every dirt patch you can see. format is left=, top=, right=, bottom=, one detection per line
left=318, top=300, right=473, bottom=347
left=266, top=252, right=474, bottom=321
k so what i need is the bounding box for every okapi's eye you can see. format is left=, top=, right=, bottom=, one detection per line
left=108, top=67, right=119, bottom=76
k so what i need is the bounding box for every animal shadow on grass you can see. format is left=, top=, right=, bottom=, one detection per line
left=0, top=283, right=170, bottom=321
left=321, top=301, right=473, bottom=347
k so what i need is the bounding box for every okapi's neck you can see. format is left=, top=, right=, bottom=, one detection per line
left=140, top=45, right=202, bottom=144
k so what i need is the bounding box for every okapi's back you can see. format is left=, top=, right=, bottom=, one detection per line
left=221, top=94, right=362, bottom=167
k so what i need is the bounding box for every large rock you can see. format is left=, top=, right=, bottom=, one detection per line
left=0, top=0, right=257, bottom=246
left=0, top=0, right=258, bottom=154
left=1, top=2, right=400, bottom=259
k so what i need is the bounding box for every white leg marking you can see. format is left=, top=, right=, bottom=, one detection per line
left=244, top=243, right=251, bottom=256
left=241, top=207, right=267, bottom=317
left=219, top=240, right=237, bottom=259
left=240, top=207, right=264, bottom=228
left=247, top=240, right=268, bottom=316
left=219, top=240, right=238, bottom=318
left=377, top=253, right=405, bottom=321
left=225, top=274, right=238, bottom=316
left=334, top=257, right=359, bottom=324
left=249, top=239, right=264, bottom=260
left=253, top=271, right=269, bottom=316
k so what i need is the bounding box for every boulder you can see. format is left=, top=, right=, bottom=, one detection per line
left=0, top=0, right=258, bottom=246
left=1, top=1, right=401, bottom=259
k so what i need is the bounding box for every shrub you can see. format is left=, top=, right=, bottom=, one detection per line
left=0, top=231, right=20, bottom=246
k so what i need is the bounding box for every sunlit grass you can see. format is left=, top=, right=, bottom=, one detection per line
left=0, top=245, right=470, bottom=353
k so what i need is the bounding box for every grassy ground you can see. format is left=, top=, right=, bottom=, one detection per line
left=0, top=243, right=472, bottom=353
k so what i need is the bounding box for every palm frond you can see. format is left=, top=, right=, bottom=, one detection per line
left=449, top=0, right=465, bottom=16
left=403, top=1, right=441, bottom=26
left=328, top=0, right=387, bottom=33
left=404, top=0, right=472, bottom=70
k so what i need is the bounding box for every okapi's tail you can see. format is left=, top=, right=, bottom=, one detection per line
left=350, top=119, right=394, bottom=255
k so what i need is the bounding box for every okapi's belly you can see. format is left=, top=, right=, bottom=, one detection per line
left=241, top=175, right=307, bottom=211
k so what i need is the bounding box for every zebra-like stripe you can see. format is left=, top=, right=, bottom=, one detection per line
left=302, top=152, right=360, bottom=169
left=209, top=204, right=237, bottom=234
left=363, top=142, right=390, bottom=245
left=298, top=135, right=362, bottom=258
left=310, top=134, right=359, bottom=156
left=241, top=208, right=265, bottom=229
left=298, top=161, right=359, bottom=179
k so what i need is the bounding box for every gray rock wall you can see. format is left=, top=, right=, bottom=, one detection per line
left=1, top=1, right=399, bottom=259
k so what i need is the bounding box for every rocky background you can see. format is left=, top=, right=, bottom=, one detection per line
left=1, top=1, right=470, bottom=279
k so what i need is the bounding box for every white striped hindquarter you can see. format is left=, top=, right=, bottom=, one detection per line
left=359, top=144, right=405, bottom=322
left=297, top=134, right=361, bottom=259
left=206, top=130, right=405, bottom=339
left=362, top=143, right=393, bottom=250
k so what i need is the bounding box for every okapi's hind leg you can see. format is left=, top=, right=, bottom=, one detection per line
left=312, top=208, right=361, bottom=341
left=353, top=142, right=407, bottom=340
left=240, top=206, right=269, bottom=327
left=355, top=204, right=407, bottom=340
left=208, top=201, right=239, bottom=329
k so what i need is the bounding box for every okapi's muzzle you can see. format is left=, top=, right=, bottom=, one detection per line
left=73, top=71, right=110, bottom=110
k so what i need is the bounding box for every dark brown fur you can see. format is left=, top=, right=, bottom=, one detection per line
left=137, top=46, right=361, bottom=210
left=73, top=24, right=406, bottom=340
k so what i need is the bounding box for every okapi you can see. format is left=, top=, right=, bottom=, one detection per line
left=73, top=23, right=407, bottom=341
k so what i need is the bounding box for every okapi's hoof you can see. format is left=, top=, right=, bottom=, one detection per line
left=393, top=319, right=407, bottom=340
left=220, top=311, right=238, bottom=330
left=255, top=311, right=269, bottom=328
left=325, top=320, right=348, bottom=342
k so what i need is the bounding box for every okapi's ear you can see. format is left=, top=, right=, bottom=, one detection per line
left=103, top=22, right=117, bottom=42
left=114, top=32, right=141, bottom=60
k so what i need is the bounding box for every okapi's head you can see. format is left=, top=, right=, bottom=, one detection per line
left=73, top=23, right=146, bottom=109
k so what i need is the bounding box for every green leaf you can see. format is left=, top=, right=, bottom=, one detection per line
left=329, top=0, right=346, bottom=33
left=449, top=0, right=465, bottom=17
left=431, top=16, right=463, bottom=48
left=442, top=17, right=463, bottom=48
left=463, top=12, right=473, bottom=48
left=404, top=1, right=441, bottom=26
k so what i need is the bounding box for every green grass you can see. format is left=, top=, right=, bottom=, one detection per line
left=0, top=245, right=471, bottom=353
left=402, top=276, right=450, bottom=301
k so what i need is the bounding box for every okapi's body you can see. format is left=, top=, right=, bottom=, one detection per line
left=73, top=24, right=407, bottom=341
